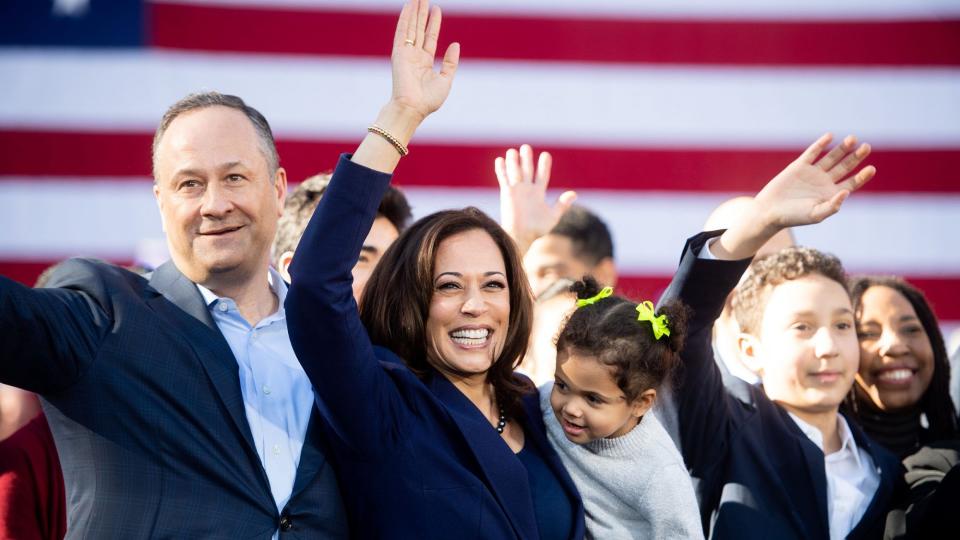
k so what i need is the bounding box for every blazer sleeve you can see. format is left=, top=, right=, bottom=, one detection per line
left=658, top=231, right=752, bottom=477
left=0, top=259, right=112, bottom=394
left=285, top=154, right=406, bottom=456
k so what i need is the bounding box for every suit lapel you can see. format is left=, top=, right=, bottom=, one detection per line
left=519, top=393, right=585, bottom=540
left=289, top=408, right=329, bottom=501
left=426, top=372, right=539, bottom=540
left=845, top=416, right=898, bottom=539
left=776, top=410, right=830, bottom=539
left=149, top=260, right=218, bottom=330
left=147, top=261, right=272, bottom=496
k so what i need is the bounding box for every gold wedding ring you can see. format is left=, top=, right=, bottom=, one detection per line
left=404, top=38, right=415, bottom=46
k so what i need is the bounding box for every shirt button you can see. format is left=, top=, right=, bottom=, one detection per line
left=217, top=303, right=229, bottom=312
left=262, top=385, right=272, bottom=395
left=272, top=444, right=281, bottom=456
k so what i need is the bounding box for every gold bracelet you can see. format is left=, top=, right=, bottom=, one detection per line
left=367, top=125, right=409, bottom=157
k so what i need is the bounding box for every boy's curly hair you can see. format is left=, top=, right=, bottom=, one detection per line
left=734, top=246, right=847, bottom=334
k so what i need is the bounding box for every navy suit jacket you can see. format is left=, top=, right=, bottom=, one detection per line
left=0, top=259, right=347, bottom=539
left=660, top=231, right=903, bottom=540
left=286, top=156, right=585, bottom=540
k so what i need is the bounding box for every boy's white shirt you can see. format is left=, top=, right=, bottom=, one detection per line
left=788, top=413, right=881, bottom=540
left=699, top=240, right=881, bottom=539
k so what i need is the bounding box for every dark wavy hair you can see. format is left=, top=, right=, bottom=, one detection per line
left=844, top=276, right=958, bottom=441
left=359, top=207, right=534, bottom=420
left=555, top=276, right=690, bottom=402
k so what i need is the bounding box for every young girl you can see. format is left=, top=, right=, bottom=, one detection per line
left=540, top=277, right=703, bottom=540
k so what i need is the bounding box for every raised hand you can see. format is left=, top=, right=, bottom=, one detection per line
left=753, top=133, right=875, bottom=229
left=495, top=144, right=577, bottom=255
left=353, top=0, right=460, bottom=174
left=712, top=133, right=876, bottom=260
left=391, top=0, right=460, bottom=122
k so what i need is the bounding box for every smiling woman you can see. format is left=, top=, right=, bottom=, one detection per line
left=360, top=210, right=532, bottom=421
left=843, top=276, right=959, bottom=457
left=283, top=1, right=584, bottom=538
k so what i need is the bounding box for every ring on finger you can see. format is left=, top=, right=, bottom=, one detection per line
left=404, top=38, right=415, bottom=46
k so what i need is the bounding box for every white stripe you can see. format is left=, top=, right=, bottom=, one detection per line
left=0, top=179, right=164, bottom=259
left=152, top=0, right=960, bottom=20
left=2, top=179, right=958, bottom=275
left=2, top=50, right=959, bottom=148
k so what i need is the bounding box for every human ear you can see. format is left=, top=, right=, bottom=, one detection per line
left=274, top=167, right=288, bottom=217
left=631, top=388, right=657, bottom=417
left=738, top=332, right=764, bottom=375
left=278, top=251, right=295, bottom=282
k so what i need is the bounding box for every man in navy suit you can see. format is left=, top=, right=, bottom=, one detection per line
left=0, top=91, right=347, bottom=538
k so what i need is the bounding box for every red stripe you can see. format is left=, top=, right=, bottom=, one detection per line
left=0, top=259, right=135, bottom=287
left=2, top=129, right=958, bottom=193
left=148, top=3, right=960, bottom=66
left=3, top=259, right=957, bottom=320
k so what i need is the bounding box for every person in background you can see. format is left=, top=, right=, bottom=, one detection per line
left=703, top=196, right=796, bottom=387
left=495, top=144, right=616, bottom=385
left=495, top=143, right=614, bottom=299
left=0, top=268, right=67, bottom=540
left=844, top=276, right=958, bottom=458
left=272, top=172, right=411, bottom=302
left=0, top=389, right=65, bottom=540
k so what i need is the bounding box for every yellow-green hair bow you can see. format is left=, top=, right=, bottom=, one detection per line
left=576, top=286, right=613, bottom=308
left=636, top=301, right=670, bottom=340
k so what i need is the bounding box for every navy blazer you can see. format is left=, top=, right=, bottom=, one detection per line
left=660, top=231, right=903, bottom=540
left=0, top=259, right=347, bottom=539
left=286, top=156, right=585, bottom=540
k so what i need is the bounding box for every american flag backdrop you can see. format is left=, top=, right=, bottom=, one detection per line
left=1, top=1, right=959, bottom=332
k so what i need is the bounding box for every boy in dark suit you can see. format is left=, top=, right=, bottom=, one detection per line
left=662, top=133, right=902, bottom=539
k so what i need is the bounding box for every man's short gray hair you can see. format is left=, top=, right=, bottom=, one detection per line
left=151, top=92, right=280, bottom=181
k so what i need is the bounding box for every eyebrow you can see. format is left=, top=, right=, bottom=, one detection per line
left=171, top=161, right=246, bottom=179
left=435, top=271, right=506, bottom=279
left=790, top=308, right=853, bottom=318
left=360, top=245, right=378, bottom=254
left=554, top=372, right=620, bottom=401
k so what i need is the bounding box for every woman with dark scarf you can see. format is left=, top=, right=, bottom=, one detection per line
left=844, top=276, right=958, bottom=458
left=845, top=277, right=960, bottom=539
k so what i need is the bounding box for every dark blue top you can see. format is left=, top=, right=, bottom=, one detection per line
left=517, top=442, right=574, bottom=540
left=285, top=155, right=586, bottom=539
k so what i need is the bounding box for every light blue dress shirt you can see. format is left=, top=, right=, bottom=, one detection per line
left=196, top=269, right=314, bottom=522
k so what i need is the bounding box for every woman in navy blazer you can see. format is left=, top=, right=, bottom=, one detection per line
left=285, top=2, right=584, bottom=538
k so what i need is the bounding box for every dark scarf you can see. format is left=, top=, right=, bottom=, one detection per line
left=854, top=393, right=924, bottom=459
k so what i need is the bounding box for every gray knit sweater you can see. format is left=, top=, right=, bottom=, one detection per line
left=540, top=383, right=704, bottom=540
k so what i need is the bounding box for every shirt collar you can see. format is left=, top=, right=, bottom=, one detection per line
left=788, top=412, right=862, bottom=465
left=195, top=267, right=288, bottom=311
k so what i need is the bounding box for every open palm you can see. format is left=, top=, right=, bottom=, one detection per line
left=755, top=133, right=876, bottom=228
left=390, top=1, right=459, bottom=120
left=496, top=144, right=577, bottom=253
